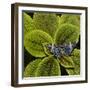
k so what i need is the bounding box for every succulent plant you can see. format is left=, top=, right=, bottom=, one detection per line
left=24, top=12, right=80, bottom=77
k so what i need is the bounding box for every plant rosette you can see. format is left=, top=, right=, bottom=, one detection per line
left=24, top=12, right=80, bottom=77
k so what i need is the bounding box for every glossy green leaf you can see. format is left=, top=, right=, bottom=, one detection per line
left=35, top=56, right=61, bottom=76
left=24, top=30, right=53, bottom=57
left=55, top=24, right=80, bottom=45
left=60, top=56, right=74, bottom=68
left=24, top=59, right=42, bottom=77
left=33, top=12, right=59, bottom=37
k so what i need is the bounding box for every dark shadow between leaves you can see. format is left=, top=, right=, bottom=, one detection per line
left=60, top=65, right=68, bottom=75
left=24, top=47, right=36, bottom=69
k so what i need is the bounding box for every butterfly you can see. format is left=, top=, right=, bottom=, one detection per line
left=47, top=42, right=77, bottom=58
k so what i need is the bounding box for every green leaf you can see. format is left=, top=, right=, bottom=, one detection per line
left=71, top=49, right=80, bottom=57
left=65, top=69, right=75, bottom=75
left=24, top=59, right=42, bottom=77
left=24, top=30, right=53, bottom=57
left=66, top=49, right=80, bottom=75
left=33, top=12, right=59, bottom=37
left=59, top=14, right=80, bottom=27
left=42, top=43, right=52, bottom=56
left=59, top=56, right=74, bottom=68
left=23, top=12, right=34, bottom=36
left=35, top=56, right=61, bottom=76
left=55, top=23, right=80, bottom=45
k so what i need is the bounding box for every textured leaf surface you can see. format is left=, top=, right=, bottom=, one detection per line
left=60, top=56, right=74, bottom=68
left=24, top=59, right=42, bottom=77
left=42, top=43, right=52, bottom=56
left=35, top=56, right=61, bottom=76
left=59, top=14, right=80, bottom=27
left=55, top=24, right=79, bottom=45
left=33, top=12, right=59, bottom=37
left=23, top=12, right=34, bottom=36
left=66, top=49, right=80, bottom=75
left=24, top=30, right=53, bottom=57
